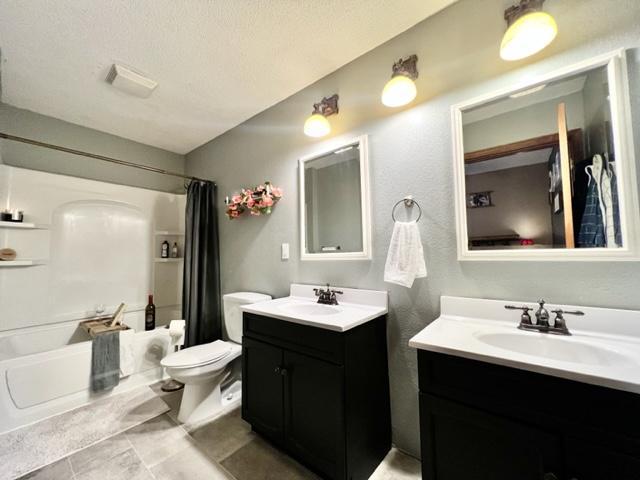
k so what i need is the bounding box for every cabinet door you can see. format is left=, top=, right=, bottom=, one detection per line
left=283, top=350, right=345, bottom=480
left=242, top=338, right=284, bottom=443
left=420, top=394, right=562, bottom=480
left=565, top=436, right=640, bottom=480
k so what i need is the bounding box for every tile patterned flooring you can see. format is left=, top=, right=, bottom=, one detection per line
left=20, top=384, right=421, bottom=480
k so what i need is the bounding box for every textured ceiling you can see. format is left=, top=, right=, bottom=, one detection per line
left=0, top=0, right=457, bottom=154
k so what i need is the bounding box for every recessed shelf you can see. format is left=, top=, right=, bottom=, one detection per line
left=154, top=231, right=185, bottom=236
left=154, top=258, right=184, bottom=263
left=0, top=221, right=49, bottom=230
left=0, top=259, right=47, bottom=267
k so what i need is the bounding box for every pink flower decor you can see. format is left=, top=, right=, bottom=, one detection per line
left=226, top=181, right=283, bottom=219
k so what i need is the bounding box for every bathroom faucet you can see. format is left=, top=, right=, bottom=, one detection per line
left=505, top=300, right=584, bottom=336
left=314, top=283, right=343, bottom=305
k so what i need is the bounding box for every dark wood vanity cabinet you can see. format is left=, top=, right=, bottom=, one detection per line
left=242, top=313, right=391, bottom=480
left=418, top=351, right=640, bottom=480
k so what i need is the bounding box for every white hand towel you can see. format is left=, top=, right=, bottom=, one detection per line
left=119, top=329, right=136, bottom=378
left=384, top=221, right=427, bottom=288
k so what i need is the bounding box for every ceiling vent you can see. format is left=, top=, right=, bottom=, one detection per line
left=106, top=64, right=157, bottom=98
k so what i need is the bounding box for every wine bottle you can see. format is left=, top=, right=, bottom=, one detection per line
left=145, top=294, right=156, bottom=331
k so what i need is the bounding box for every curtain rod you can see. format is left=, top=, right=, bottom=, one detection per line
left=0, top=132, right=205, bottom=183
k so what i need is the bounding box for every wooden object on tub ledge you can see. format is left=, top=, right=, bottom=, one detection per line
left=0, top=248, right=17, bottom=261
left=80, top=303, right=130, bottom=337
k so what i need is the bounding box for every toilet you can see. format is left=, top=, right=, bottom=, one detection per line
left=161, top=292, right=271, bottom=424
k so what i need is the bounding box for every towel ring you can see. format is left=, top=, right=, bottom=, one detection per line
left=391, top=196, right=422, bottom=222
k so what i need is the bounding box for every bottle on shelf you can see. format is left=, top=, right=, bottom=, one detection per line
left=145, top=294, right=156, bottom=331
left=161, top=240, right=169, bottom=258
left=171, top=242, right=179, bottom=258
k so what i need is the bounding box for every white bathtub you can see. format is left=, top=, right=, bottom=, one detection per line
left=0, top=320, right=171, bottom=434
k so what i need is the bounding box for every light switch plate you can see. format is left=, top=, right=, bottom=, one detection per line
left=281, top=243, right=290, bottom=260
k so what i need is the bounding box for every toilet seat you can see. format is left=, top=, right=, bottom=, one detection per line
left=161, top=340, right=233, bottom=369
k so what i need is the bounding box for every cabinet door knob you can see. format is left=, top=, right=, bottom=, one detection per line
left=274, top=366, right=281, bottom=374
left=543, top=474, right=558, bottom=480
left=280, top=368, right=288, bottom=376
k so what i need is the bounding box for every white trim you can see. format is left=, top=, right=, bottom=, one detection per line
left=451, top=49, right=640, bottom=262
left=299, top=135, right=372, bottom=261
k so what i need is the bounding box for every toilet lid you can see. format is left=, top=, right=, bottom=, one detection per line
left=161, top=340, right=233, bottom=368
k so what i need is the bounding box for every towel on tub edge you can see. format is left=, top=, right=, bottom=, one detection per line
left=90, top=331, right=120, bottom=392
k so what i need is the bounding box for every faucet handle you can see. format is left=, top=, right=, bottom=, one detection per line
left=505, top=305, right=533, bottom=325
left=552, top=309, right=584, bottom=316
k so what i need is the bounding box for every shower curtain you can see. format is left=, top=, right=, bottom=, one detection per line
left=182, top=180, right=221, bottom=347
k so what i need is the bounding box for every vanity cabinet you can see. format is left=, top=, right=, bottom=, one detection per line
left=242, top=312, right=391, bottom=480
left=418, top=351, right=640, bottom=480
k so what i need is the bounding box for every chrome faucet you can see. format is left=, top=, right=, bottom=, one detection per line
left=505, top=300, right=584, bottom=335
left=313, top=283, right=343, bottom=305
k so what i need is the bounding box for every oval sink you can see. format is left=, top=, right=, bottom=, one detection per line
left=475, top=332, right=633, bottom=367
left=279, top=303, right=341, bottom=316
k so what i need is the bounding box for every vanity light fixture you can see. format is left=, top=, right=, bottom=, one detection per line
left=381, top=55, right=418, bottom=107
left=303, top=94, right=339, bottom=138
left=500, top=0, right=557, bottom=61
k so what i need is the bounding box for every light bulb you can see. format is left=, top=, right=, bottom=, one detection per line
left=304, top=113, right=331, bottom=138
left=500, top=11, right=558, bottom=61
left=381, top=75, right=417, bottom=107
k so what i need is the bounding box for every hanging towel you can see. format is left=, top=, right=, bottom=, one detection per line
left=610, top=163, right=622, bottom=246
left=384, top=221, right=427, bottom=288
left=119, top=329, right=136, bottom=378
left=578, top=163, right=605, bottom=248
left=91, top=331, right=120, bottom=392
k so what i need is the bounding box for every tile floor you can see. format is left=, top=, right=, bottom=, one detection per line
left=20, top=383, right=421, bottom=480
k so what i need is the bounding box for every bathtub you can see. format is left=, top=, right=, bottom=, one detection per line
left=0, top=319, right=171, bottom=434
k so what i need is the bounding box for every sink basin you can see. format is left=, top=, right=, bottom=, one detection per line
left=279, top=303, right=341, bottom=316
left=475, top=332, right=633, bottom=367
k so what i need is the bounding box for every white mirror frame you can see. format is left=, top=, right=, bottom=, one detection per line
left=452, top=49, right=640, bottom=262
left=299, top=135, right=372, bottom=261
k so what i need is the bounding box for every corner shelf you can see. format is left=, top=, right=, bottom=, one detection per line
left=0, top=221, right=49, bottom=230
left=0, top=259, right=47, bottom=267
left=154, top=231, right=185, bottom=236
left=154, top=258, right=184, bottom=263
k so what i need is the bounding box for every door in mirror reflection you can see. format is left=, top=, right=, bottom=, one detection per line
left=462, top=64, right=621, bottom=251
left=304, top=142, right=363, bottom=254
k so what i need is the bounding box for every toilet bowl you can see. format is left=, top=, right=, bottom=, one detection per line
left=161, top=292, right=271, bottom=424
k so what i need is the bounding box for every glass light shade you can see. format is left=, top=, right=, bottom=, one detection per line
left=304, top=113, right=331, bottom=137
left=500, top=11, right=558, bottom=61
left=381, top=75, right=417, bottom=107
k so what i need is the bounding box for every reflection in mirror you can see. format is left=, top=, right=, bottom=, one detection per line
left=300, top=135, right=371, bottom=260
left=304, top=142, right=363, bottom=254
left=462, top=64, right=620, bottom=251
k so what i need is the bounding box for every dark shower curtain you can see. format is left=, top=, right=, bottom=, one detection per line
left=182, top=180, right=221, bottom=347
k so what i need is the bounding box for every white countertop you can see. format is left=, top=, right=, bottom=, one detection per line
left=241, top=284, right=388, bottom=332
left=409, top=296, right=640, bottom=395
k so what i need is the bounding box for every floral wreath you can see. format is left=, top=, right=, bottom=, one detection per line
left=226, top=182, right=283, bottom=219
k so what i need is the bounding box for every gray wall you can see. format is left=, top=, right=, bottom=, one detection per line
left=186, top=0, right=640, bottom=457
left=0, top=103, right=186, bottom=192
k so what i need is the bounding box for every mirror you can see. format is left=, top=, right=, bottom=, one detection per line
left=452, top=50, right=639, bottom=261
left=299, top=135, right=371, bottom=260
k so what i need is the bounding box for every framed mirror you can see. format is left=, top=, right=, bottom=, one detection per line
left=299, top=135, right=371, bottom=261
left=452, top=50, right=639, bottom=261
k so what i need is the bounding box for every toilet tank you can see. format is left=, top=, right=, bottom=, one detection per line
left=223, top=292, right=272, bottom=343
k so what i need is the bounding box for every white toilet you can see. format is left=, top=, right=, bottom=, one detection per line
left=161, top=292, right=271, bottom=424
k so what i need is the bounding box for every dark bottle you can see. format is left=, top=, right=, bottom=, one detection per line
left=161, top=240, right=170, bottom=258
left=145, top=294, right=156, bottom=331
